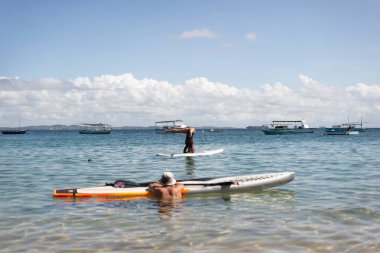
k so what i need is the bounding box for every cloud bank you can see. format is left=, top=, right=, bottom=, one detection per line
left=1, top=74, right=379, bottom=127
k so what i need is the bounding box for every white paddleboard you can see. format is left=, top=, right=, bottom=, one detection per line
left=53, top=172, right=295, bottom=198
left=157, top=148, right=224, bottom=157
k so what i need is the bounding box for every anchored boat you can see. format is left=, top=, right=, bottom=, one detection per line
left=335, top=118, right=367, bottom=132
left=53, top=172, right=295, bottom=198
left=326, top=117, right=368, bottom=134
left=79, top=123, right=112, bottom=134
left=1, top=129, right=28, bottom=134
left=1, top=121, right=29, bottom=134
left=324, top=124, right=359, bottom=135
left=155, top=120, right=187, bottom=133
left=262, top=120, right=315, bottom=135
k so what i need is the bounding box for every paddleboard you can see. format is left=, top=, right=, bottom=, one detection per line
left=53, top=172, right=295, bottom=198
left=157, top=148, right=224, bottom=157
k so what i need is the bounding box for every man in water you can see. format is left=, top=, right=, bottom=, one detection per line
left=148, top=172, right=184, bottom=200
left=164, top=127, right=196, bottom=153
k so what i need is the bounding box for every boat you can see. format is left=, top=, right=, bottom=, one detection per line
left=53, top=172, right=295, bottom=198
left=208, top=128, right=227, bottom=132
left=324, top=124, right=359, bottom=135
left=344, top=117, right=368, bottom=132
left=79, top=123, right=112, bottom=134
left=262, top=120, right=315, bottom=135
left=2, top=129, right=28, bottom=134
left=329, top=117, right=368, bottom=132
left=155, top=120, right=187, bottom=133
left=1, top=121, right=29, bottom=134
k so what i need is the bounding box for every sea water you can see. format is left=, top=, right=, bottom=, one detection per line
left=0, top=129, right=379, bottom=252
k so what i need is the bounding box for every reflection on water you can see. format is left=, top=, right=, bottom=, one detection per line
left=150, top=199, right=185, bottom=219
left=185, top=157, right=196, bottom=177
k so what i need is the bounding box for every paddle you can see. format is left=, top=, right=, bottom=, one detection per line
left=139, top=175, right=238, bottom=187
left=178, top=179, right=237, bottom=186
left=106, top=177, right=237, bottom=188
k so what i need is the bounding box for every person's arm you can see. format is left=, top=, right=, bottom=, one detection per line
left=148, top=182, right=162, bottom=191
left=163, top=128, right=190, bottom=134
left=175, top=183, right=184, bottom=193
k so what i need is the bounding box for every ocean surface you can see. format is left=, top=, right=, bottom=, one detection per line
left=0, top=129, right=379, bottom=252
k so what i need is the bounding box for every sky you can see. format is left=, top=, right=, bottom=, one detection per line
left=1, top=0, right=380, bottom=127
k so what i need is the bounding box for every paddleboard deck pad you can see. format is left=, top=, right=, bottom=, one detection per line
left=53, top=172, right=295, bottom=198
left=157, top=148, right=224, bottom=157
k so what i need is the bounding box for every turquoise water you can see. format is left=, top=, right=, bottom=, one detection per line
left=0, top=129, right=379, bottom=252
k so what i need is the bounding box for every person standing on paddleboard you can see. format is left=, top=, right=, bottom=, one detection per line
left=148, top=172, right=184, bottom=200
left=183, top=128, right=195, bottom=153
left=163, top=127, right=196, bottom=153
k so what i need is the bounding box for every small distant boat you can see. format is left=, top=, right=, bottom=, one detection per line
left=262, top=120, right=315, bottom=135
left=324, top=124, right=359, bottom=135
left=347, top=117, right=367, bottom=132
left=209, top=128, right=227, bottom=132
left=155, top=120, right=187, bottom=133
left=2, top=120, right=29, bottom=134
left=331, top=117, right=368, bottom=132
left=79, top=123, right=112, bottom=134
left=2, top=129, right=28, bottom=134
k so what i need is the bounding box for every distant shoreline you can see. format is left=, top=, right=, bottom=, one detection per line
left=0, top=125, right=243, bottom=131
left=2, top=125, right=379, bottom=131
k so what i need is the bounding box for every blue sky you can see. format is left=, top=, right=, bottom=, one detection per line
left=1, top=0, right=380, bottom=127
left=2, top=0, right=379, bottom=87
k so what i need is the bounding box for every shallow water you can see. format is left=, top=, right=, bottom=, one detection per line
left=0, top=129, right=379, bottom=252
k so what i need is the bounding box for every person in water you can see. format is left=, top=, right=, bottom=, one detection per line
left=148, top=172, right=184, bottom=200
left=164, top=127, right=196, bottom=153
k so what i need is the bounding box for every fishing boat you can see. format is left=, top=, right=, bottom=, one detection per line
left=345, top=117, right=368, bottom=132
left=155, top=120, right=187, bottom=133
left=329, top=117, right=368, bottom=132
left=53, top=172, right=295, bottom=198
left=79, top=123, right=112, bottom=134
left=324, top=125, right=359, bottom=135
left=262, top=120, right=315, bottom=135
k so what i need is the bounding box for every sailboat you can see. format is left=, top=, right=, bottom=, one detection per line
left=1, top=120, right=29, bottom=134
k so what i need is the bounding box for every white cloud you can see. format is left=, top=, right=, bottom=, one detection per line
left=179, top=28, right=216, bottom=40
left=245, top=32, right=257, bottom=42
left=0, top=73, right=380, bottom=127
left=346, top=83, right=380, bottom=99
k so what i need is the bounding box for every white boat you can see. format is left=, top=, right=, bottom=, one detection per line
left=79, top=123, right=112, bottom=134
left=155, top=120, right=187, bottom=133
left=208, top=128, right=227, bottom=132
left=53, top=172, right=295, bottom=198
left=262, top=120, right=315, bottom=135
